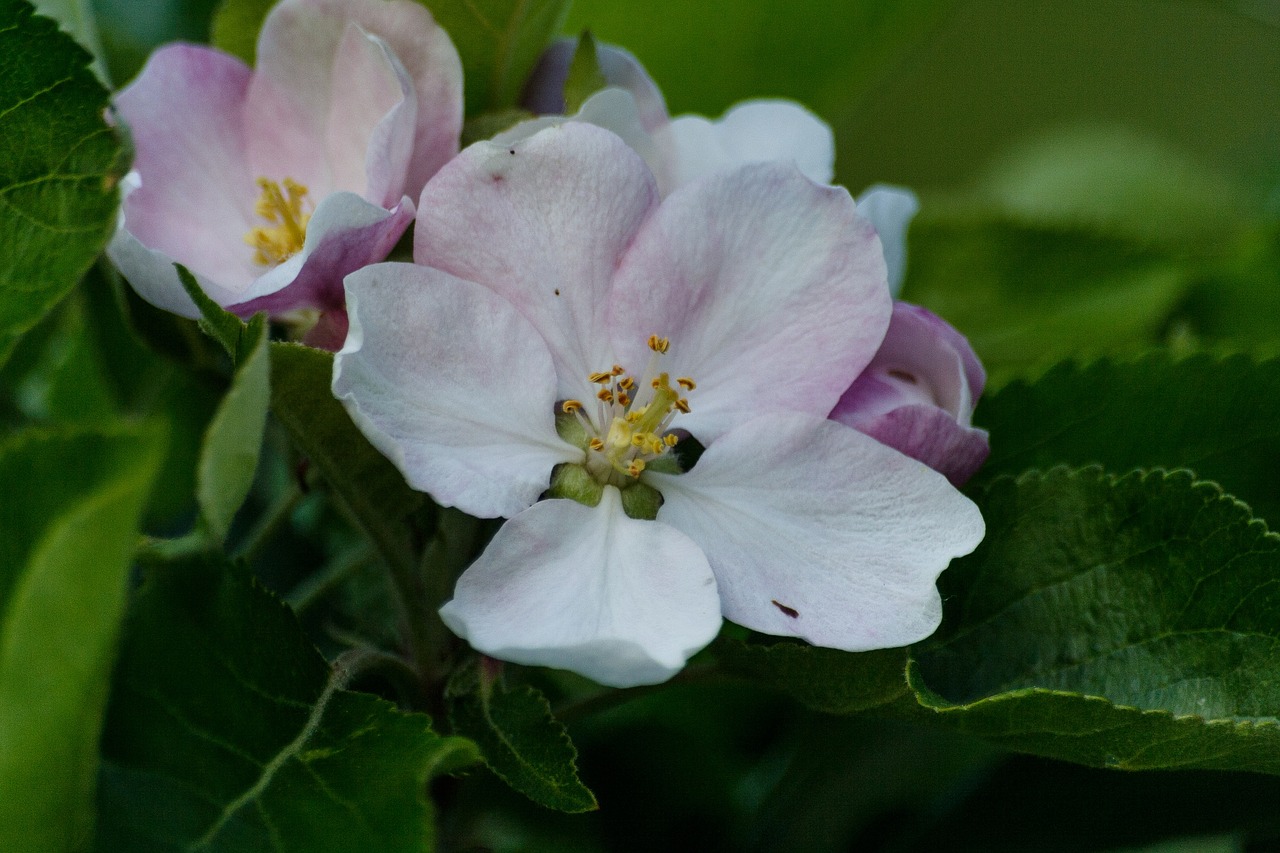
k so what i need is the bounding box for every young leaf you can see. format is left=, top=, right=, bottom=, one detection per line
left=563, top=30, right=605, bottom=114
left=973, top=354, right=1280, bottom=528
left=426, top=0, right=572, bottom=115
left=0, top=425, right=165, bottom=853
left=269, top=341, right=424, bottom=572
left=176, top=263, right=249, bottom=361
left=714, top=639, right=909, bottom=715
left=196, top=314, right=270, bottom=541
left=96, top=555, right=480, bottom=851
left=902, top=219, right=1191, bottom=378
left=0, top=0, right=125, bottom=365
left=447, top=657, right=597, bottom=813
left=909, top=467, right=1280, bottom=775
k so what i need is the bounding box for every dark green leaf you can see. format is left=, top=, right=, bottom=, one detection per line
left=0, top=0, right=125, bottom=365
left=97, top=555, right=479, bottom=851
left=715, top=638, right=909, bottom=715
left=562, top=30, right=605, bottom=114
left=973, top=353, right=1280, bottom=528
left=31, top=0, right=108, bottom=82
left=177, top=263, right=250, bottom=361
left=209, top=0, right=268, bottom=65
left=902, top=218, right=1191, bottom=379
left=196, top=315, right=269, bottom=541
left=269, top=341, right=424, bottom=572
left=427, top=0, right=572, bottom=115
left=447, top=657, right=597, bottom=813
left=909, top=467, right=1280, bottom=774
left=0, top=425, right=166, bottom=852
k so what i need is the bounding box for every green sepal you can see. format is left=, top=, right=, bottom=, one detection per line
left=546, top=462, right=603, bottom=507
left=619, top=479, right=663, bottom=520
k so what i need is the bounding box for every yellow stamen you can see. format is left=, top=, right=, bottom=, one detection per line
left=677, top=377, right=697, bottom=391
left=664, top=434, right=679, bottom=447
left=589, top=437, right=605, bottom=451
left=588, top=371, right=614, bottom=384
left=647, top=335, right=670, bottom=353
left=244, top=177, right=312, bottom=267
left=562, top=400, right=584, bottom=414
left=626, top=459, right=646, bottom=477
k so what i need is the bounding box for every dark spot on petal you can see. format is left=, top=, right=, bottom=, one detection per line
left=554, top=289, right=561, bottom=296
left=508, top=149, right=516, bottom=155
left=887, top=369, right=918, bottom=384
left=772, top=600, right=799, bottom=618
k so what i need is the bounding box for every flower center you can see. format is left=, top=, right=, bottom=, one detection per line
left=560, top=335, right=695, bottom=487
left=244, top=177, right=312, bottom=267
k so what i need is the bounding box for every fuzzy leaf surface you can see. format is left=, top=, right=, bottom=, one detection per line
left=0, top=0, right=124, bottom=364
left=909, top=467, right=1280, bottom=774
left=447, top=659, right=596, bottom=813
left=96, top=555, right=479, bottom=852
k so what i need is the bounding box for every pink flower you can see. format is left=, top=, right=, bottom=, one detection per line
left=108, top=0, right=462, bottom=347
left=333, top=124, right=983, bottom=687
left=830, top=303, right=990, bottom=486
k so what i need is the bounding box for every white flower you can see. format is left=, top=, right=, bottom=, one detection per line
left=333, top=124, right=983, bottom=687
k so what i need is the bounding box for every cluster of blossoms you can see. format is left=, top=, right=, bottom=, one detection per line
left=112, top=0, right=989, bottom=687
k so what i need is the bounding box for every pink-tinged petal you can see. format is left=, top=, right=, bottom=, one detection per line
left=610, top=163, right=891, bottom=442
left=416, top=123, right=659, bottom=397
left=831, top=302, right=989, bottom=485
left=493, top=88, right=675, bottom=193
left=333, top=262, right=578, bottom=518
left=231, top=191, right=414, bottom=315
left=522, top=38, right=669, bottom=134
left=855, top=185, right=919, bottom=296
left=846, top=405, right=990, bottom=487
left=113, top=45, right=261, bottom=289
left=439, top=488, right=722, bottom=687
left=647, top=413, right=984, bottom=650
left=107, top=225, right=240, bottom=318
left=326, top=25, right=414, bottom=207
left=250, top=0, right=462, bottom=199
left=659, top=100, right=834, bottom=193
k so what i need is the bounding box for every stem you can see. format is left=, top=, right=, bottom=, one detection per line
left=234, top=480, right=303, bottom=562
left=414, top=509, right=485, bottom=688
left=285, top=544, right=376, bottom=614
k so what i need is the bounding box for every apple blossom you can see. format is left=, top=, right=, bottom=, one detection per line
left=830, top=302, right=990, bottom=486
left=108, top=0, right=462, bottom=348
left=512, top=38, right=919, bottom=293
left=333, top=124, right=984, bottom=688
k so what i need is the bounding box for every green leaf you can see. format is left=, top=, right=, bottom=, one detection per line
left=0, top=424, right=166, bottom=852
left=269, top=342, right=424, bottom=572
left=0, top=0, right=125, bottom=366
left=31, top=0, right=108, bottom=82
left=196, top=314, right=270, bottom=541
left=209, top=0, right=269, bottom=65
left=97, top=555, right=480, bottom=851
left=973, top=353, right=1280, bottom=528
left=427, top=0, right=572, bottom=115
left=176, top=263, right=251, bottom=362
left=909, top=467, right=1280, bottom=774
left=715, top=639, right=909, bottom=715
left=562, top=30, right=605, bottom=114
left=901, top=218, right=1191, bottom=379
left=447, top=657, right=597, bottom=813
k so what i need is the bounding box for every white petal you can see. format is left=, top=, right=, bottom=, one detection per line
left=659, top=99, right=834, bottom=193
left=415, top=123, right=658, bottom=398
left=610, top=163, right=890, bottom=442
left=440, top=489, right=722, bottom=687
left=856, top=185, right=919, bottom=297
left=647, top=413, right=984, bottom=650
left=333, top=262, right=579, bottom=518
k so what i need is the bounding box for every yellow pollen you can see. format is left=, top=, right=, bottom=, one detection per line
left=612, top=365, right=625, bottom=375
left=647, top=335, right=670, bottom=353
left=561, top=400, right=584, bottom=414
left=244, top=177, right=311, bottom=267
left=618, top=376, right=635, bottom=391
left=617, top=392, right=631, bottom=407
left=588, top=371, right=614, bottom=384
left=674, top=398, right=691, bottom=413
left=626, top=459, right=646, bottom=477
left=664, top=434, right=679, bottom=447
left=589, top=437, right=605, bottom=451
left=677, top=377, right=697, bottom=391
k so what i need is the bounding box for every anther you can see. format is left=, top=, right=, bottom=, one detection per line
left=589, top=437, right=605, bottom=451
left=588, top=371, right=613, bottom=384
left=647, top=335, right=670, bottom=353
left=675, top=399, right=691, bottom=413
left=677, top=377, right=696, bottom=391
left=597, top=389, right=614, bottom=403
left=561, top=400, right=583, bottom=414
